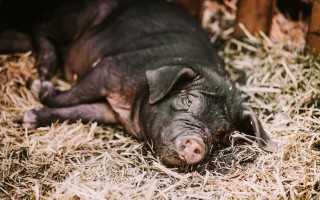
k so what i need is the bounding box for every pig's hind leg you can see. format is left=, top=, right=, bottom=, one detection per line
left=15, top=102, right=118, bottom=128
left=33, top=0, right=119, bottom=80
left=33, top=35, right=60, bottom=81
left=0, top=30, right=33, bottom=54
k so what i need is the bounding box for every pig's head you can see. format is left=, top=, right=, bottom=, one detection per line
left=144, top=65, right=277, bottom=166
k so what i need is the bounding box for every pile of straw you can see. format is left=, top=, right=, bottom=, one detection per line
left=1, top=1, right=319, bottom=199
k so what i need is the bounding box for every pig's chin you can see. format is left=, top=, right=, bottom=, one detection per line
left=159, top=151, right=184, bottom=166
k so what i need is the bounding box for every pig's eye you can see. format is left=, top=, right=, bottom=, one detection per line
left=182, top=97, right=192, bottom=107
left=171, top=95, right=192, bottom=110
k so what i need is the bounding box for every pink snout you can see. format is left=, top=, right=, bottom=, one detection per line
left=175, top=136, right=206, bottom=164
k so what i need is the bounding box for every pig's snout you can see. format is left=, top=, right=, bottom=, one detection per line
left=175, top=136, right=206, bottom=164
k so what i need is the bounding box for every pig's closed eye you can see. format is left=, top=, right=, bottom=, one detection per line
left=171, top=95, right=192, bottom=111
left=182, top=97, right=192, bottom=107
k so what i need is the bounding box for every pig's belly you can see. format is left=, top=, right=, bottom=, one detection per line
left=62, top=37, right=101, bottom=82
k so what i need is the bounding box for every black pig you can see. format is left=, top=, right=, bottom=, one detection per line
left=5, top=0, right=277, bottom=166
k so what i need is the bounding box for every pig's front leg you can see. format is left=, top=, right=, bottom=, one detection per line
left=34, top=58, right=121, bottom=108
left=35, top=62, right=112, bottom=108
left=15, top=102, right=118, bottom=128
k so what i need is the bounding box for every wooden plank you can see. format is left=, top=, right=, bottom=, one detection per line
left=170, top=0, right=204, bottom=19
left=307, top=0, right=320, bottom=53
left=234, top=0, right=276, bottom=38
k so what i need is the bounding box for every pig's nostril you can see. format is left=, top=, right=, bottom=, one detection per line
left=180, top=143, right=187, bottom=150
left=194, top=148, right=201, bottom=154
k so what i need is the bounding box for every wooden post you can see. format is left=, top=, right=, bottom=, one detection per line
left=170, top=0, right=204, bottom=19
left=307, top=0, right=320, bottom=54
left=233, top=0, right=276, bottom=38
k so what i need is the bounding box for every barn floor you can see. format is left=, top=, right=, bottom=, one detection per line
left=1, top=1, right=320, bottom=199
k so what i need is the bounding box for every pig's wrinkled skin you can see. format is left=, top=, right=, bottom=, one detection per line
left=2, top=0, right=277, bottom=166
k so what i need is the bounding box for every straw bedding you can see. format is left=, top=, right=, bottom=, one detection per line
left=0, top=1, right=319, bottom=199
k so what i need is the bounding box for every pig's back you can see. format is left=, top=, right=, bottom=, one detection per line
left=90, top=0, right=221, bottom=70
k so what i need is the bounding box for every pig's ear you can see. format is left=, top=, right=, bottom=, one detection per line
left=146, top=66, right=196, bottom=104
left=239, top=106, right=278, bottom=152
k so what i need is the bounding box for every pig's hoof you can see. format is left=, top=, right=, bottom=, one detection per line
left=39, top=81, right=56, bottom=103
left=28, top=79, right=56, bottom=102
left=29, top=79, right=41, bottom=99
left=176, top=136, right=206, bottom=165
left=14, top=111, right=37, bottom=128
